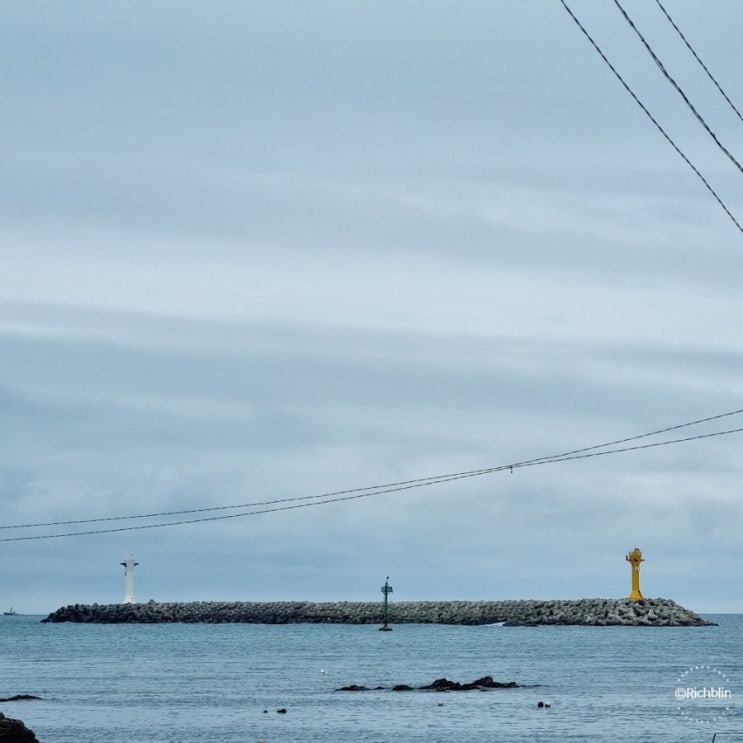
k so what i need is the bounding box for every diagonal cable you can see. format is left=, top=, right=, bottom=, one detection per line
left=559, top=0, right=743, bottom=233
left=4, top=407, right=743, bottom=531
left=653, top=0, right=743, bottom=126
left=1, top=421, right=743, bottom=541
left=613, top=0, right=743, bottom=175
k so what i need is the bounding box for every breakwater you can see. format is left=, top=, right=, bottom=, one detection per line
left=42, top=597, right=714, bottom=626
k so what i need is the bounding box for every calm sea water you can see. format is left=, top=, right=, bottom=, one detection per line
left=1, top=613, right=741, bottom=742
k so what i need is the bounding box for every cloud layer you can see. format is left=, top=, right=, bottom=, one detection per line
left=1, top=0, right=742, bottom=614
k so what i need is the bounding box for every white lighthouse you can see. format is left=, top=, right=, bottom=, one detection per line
left=120, top=554, right=139, bottom=604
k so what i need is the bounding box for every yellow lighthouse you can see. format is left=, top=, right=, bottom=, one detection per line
left=625, top=547, right=644, bottom=600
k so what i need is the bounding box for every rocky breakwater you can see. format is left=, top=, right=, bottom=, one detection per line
left=42, top=597, right=714, bottom=626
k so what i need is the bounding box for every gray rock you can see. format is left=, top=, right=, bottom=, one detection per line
left=41, top=597, right=716, bottom=626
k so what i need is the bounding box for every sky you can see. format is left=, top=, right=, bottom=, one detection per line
left=1, top=0, right=742, bottom=616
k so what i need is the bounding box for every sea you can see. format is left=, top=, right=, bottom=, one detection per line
left=1, top=613, right=742, bottom=743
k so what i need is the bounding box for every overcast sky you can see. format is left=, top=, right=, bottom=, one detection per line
left=2, top=0, right=742, bottom=616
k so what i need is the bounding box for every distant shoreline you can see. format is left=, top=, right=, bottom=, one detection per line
left=42, top=597, right=715, bottom=626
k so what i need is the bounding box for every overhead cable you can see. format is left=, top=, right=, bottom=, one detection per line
left=613, top=0, right=743, bottom=175
left=559, top=0, right=743, bottom=234
left=2, top=415, right=743, bottom=542
left=3, top=407, right=743, bottom=531
left=653, top=0, right=743, bottom=126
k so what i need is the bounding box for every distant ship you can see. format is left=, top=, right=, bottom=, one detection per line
left=3, top=607, right=18, bottom=616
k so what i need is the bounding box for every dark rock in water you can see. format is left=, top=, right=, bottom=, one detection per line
left=421, top=676, right=518, bottom=691
left=339, top=676, right=519, bottom=692
left=423, top=678, right=464, bottom=691
left=0, top=712, right=39, bottom=742
left=469, top=675, right=518, bottom=689
left=0, top=697, right=41, bottom=704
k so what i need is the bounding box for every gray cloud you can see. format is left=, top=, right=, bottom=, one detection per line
left=1, top=0, right=742, bottom=614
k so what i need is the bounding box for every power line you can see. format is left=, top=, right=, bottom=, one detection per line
left=2, top=414, right=743, bottom=542
left=558, top=0, right=743, bottom=234
left=653, top=0, right=743, bottom=126
left=4, top=407, right=743, bottom=531
left=613, top=0, right=743, bottom=175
